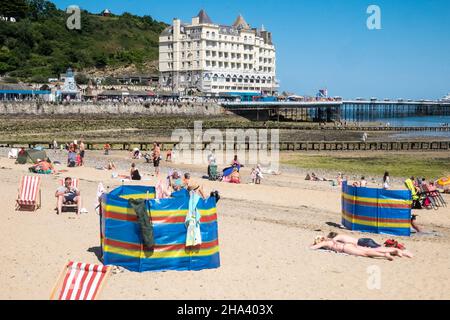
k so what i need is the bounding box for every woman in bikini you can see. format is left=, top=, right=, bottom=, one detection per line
left=326, top=233, right=414, bottom=258
left=310, top=236, right=405, bottom=261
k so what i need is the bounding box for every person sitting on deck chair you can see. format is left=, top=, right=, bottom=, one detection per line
left=55, top=177, right=82, bottom=215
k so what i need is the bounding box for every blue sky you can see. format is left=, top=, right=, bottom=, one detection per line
left=53, top=0, right=450, bottom=99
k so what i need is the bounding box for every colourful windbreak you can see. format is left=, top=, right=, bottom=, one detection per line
left=100, top=186, right=220, bottom=272
left=342, top=182, right=412, bottom=237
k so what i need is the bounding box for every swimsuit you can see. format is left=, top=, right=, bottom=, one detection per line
left=330, top=240, right=346, bottom=253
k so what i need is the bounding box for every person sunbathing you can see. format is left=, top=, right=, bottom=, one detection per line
left=327, top=232, right=413, bottom=257
left=30, top=158, right=54, bottom=174
left=310, top=236, right=406, bottom=261
left=55, top=177, right=82, bottom=215
left=105, top=161, right=116, bottom=171
left=230, top=168, right=241, bottom=184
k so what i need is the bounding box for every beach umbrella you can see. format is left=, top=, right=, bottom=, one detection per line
left=436, top=176, right=450, bottom=188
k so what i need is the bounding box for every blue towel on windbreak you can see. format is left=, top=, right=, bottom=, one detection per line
left=185, top=192, right=202, bottom=247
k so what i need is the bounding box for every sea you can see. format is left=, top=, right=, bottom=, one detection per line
left=360, top=115, right=450, bottom=128
left=351, top=115, right=450, bottom=139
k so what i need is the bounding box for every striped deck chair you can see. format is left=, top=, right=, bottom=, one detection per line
left=50, top=261, right=112, bottom=300
left=16, top=176, right=41, bottom=211
left=58, top=178, right=80, bottom=213
left=59, top=178, right=79, bottom=189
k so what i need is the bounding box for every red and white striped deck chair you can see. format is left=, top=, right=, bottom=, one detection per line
left=16, top=176, right=41, bottom=211
left=50, top=261, right=112, bottom=300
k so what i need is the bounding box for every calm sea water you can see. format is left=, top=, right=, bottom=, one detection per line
left=352, top=115, right=450, bottom=127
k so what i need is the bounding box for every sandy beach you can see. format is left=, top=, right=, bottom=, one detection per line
left=1, top=149, right=449, bottom=300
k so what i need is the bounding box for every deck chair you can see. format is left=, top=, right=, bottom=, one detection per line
left=423, top=184, right=447, bottom=208
left=16, top=176, right=41, bottom=211
left=58, top=178, right=80, bottom=213
left=50, top=261, right=112, bottom=300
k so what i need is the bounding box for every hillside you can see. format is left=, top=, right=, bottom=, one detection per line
left=0, top=0, right=167, bottom=82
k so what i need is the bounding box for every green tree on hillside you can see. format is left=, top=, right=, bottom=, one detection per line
left=0, top=0, right=167, bottom=81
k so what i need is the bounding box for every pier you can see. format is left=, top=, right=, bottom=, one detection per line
left=221, top=100, right=450, bottom=122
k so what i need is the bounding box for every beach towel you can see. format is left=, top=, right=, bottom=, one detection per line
left=128, top=199, right=154, bottom=248
left=185, top=192, right=202, bottom=247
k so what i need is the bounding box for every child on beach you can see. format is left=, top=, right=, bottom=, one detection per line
left=250, top=168, right=257, bottom=184
left=383, top=172, right=390, bottom=189
left=130, top=163, right=141, bottom=181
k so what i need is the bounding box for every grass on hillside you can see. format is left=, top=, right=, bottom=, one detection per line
left=282, top=153, right=450, bottom=179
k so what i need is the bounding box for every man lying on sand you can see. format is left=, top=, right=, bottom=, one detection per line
left=310, top=235, right=413, bottom=261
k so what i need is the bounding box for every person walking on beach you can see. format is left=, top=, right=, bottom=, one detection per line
left=79, top=139, right=85, bottom=166
left=52, top=139, right=58, bottom=154
left=152, top=142, right=161, bottom=176
left=383, top=172, right=390, bottom=190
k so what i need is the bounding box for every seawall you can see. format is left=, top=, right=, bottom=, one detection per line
left=0, top=101, right=224, bottom=116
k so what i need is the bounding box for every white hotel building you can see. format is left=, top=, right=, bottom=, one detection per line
left=159, top=10, right=278, bottom=97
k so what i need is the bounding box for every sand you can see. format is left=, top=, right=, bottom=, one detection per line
left=0, top=150, right=449, bottom=300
